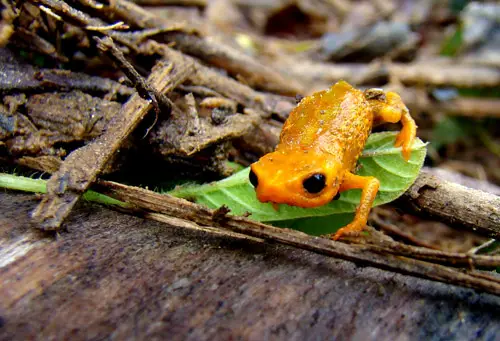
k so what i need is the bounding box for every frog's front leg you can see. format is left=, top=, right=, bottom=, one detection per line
left=330, top=172, right=380, bottom=241
left=367, top=90, right=417, bottom=160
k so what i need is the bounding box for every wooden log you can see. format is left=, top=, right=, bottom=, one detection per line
left=1, top=191, right=499, bottom=340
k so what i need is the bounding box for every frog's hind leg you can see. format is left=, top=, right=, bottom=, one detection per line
left=367, top=91, right=417, bottom=160
left=329, top=172, right=380, bottom=241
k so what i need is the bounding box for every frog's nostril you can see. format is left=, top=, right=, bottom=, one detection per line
left=249, top=169, right=259, bottom=187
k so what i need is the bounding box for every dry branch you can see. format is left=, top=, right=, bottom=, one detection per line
left=396, top=172, right=500, bottom=240
left=94, top=179, right=500, bottom=296
left=95, top=36, right=171, bottom=115
left=146, top=210, right=500, bottom=270
left=353, top=237, right=500, bottom=268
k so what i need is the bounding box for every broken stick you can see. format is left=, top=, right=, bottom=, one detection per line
left=31, top=58, right=194, bottom=230
left=395, top=172, right=500, bottom=240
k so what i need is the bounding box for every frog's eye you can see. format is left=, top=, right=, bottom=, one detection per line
left=249, top=169, right=259, bottom=187
left=303, top=173, right=326, bottom=194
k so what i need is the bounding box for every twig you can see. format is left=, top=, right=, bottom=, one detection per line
left=395, top=172, right=500, bottom=240
left=95, top=36, right=171, bottom=115
left=103, top=0, right=192, bottom=31
left=129, top=0, right=207, bottom=6
left=30, top=0, right=110, bottom=28
left=351, top=236, right=500, bottom=268
left=38, top=5, right=62, bottom=21
left=469, top=271, right=500, bottom=285
left=144, top=212, right=263, bottom=243
left=77, top=0, right=104, bottom=10
left=93, top=179, right=500, bottom=296
left=468, top=239, right=497, bottom=255
left=30, top=58, right=193, bottom=230
left=27, top=0, right=136, bottom=50
left=86, top=21, right=128, bottom=31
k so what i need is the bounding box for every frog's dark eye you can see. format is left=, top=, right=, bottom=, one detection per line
left=249, top=169, right=259, bottom=187
left=303, top=173, right=326, bottom=194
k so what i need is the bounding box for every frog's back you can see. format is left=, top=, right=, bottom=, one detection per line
left=278, top=81, right=373, bottom=167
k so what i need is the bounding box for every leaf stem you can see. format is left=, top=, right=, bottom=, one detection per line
left=0, top=173, right=127, bottom=207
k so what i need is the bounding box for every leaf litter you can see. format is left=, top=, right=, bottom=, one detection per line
left=1, top=0, right=500, bottom=294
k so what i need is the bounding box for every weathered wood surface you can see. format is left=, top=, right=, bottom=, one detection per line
left=0, top=191, right=499, bottom=340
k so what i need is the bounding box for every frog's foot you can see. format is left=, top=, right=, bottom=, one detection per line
left=329, top=220, right=367, bottom=241
left=369, top=91, right=417, bottom=161
left=395, top=121, right=416, bottom=161
left=330, top=172, right=379, bottom=241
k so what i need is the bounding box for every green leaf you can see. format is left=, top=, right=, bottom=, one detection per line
left=169, top=132, right=427, bottom=226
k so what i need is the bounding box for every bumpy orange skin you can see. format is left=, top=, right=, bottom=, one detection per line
left=250, top=81, right=417, bottom=240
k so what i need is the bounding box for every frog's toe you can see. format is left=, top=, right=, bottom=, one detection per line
left=395, top=130, right=414, bottom=161
left=329, top=222, right=365, bottom=241
left=394, top=133, right=403, bottom=147
left=402, top=142, right=413, bottom=160
left=395, top=129, right=409, bottom=147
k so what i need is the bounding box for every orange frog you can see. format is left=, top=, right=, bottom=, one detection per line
left=249, top=80, right=417, bottom=240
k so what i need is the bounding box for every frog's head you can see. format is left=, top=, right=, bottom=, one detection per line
left=249, top=148, right=343, bottom=208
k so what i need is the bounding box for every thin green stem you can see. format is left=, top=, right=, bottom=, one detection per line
left=0, top=173, right=127, bottom=207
